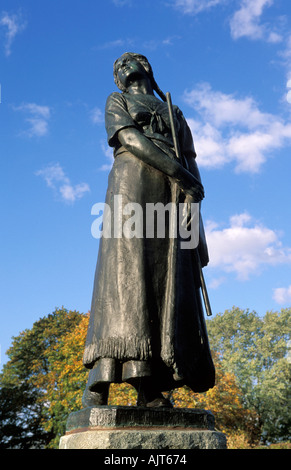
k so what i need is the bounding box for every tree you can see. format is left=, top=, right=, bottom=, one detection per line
left=37, top=314, right=89, bottom=448
left=40, top=314, right=137, bottom=446
left=37, top=313, right=258, bottom=447
left=162, top=352, right=260, bottom=448
left=1, top=305, right=289, bottom=448
left=0, top=308, right=84, bottom=448
left=206, top=307, right=291, bottom=444
left=0, top=383, right=53, bottom=448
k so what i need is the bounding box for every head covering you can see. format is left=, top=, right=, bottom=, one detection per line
left=113, top=52, right=166, bottom=101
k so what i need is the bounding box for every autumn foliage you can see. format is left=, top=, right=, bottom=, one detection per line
left=35, top=312, right=259, bottom=448
left=0, top=306, right=290, bottom=449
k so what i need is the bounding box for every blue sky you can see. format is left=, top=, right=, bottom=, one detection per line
left=1, top=0, right=291, bottom=368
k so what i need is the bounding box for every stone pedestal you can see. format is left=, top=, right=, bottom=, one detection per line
left=59, top=406, right=227, bottom=449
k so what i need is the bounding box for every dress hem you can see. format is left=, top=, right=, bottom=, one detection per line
left=83, top=336, right=152, bottom=368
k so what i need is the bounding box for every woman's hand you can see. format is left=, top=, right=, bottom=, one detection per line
left=174, top=166, right=204, bottom=202
left=118, top=127, right=204, bottom=202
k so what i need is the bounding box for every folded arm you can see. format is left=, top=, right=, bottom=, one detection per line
left=117, top=127, right=204, bottom=202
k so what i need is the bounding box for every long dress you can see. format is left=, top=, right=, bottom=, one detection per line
left=83, top=91, right=215, bottom=393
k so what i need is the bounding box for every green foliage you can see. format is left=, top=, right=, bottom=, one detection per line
left=108, top=383, right=137, bottom=406
left=0, top=307, right=85, bottom=448
left=0, top=383, right=53, bottom=448
left=38, top=314, right=89, bottom=448
left=256, top=441, right=291, bottom=449
left=0, top=305, right=290, bottom=448
left=206, top=307, right=291, bottom=444
left=165, top=354, right=261, bottom=447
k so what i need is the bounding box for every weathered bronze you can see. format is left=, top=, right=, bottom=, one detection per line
left=82, top=53, right=215, bottom=408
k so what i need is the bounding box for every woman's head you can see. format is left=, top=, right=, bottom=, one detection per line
left=113, top=52, right=166, bottom=101
left=113, top=52, right=153, bottom=92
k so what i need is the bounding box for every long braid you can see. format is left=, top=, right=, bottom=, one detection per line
left=152, top=79, right=167, bottom=102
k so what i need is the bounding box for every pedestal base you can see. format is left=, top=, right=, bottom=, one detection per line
left=60, top=428, right=226, bottom=449
left=59, top=406, right=227, bottom=450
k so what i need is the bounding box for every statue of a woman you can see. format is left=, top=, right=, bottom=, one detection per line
left=82, top=52, right=215, bottom=408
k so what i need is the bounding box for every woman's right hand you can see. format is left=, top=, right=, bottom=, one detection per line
left=174, top=166, right=205, bottom=202
left=118, top=127, right=204, bottom=201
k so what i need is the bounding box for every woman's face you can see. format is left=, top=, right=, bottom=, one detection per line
left=115, top=55, right=148, bottom=89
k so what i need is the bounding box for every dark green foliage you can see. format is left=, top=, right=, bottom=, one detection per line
left=206, top=307, right=291, bottom=443
left=0, top=307, right=84, bottom=448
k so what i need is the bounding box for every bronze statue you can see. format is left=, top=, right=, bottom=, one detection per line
left=82, top=52, right=215, bottom=408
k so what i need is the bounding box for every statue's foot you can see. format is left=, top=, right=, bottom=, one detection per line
left=136, top=390, right=173, bottom=408
left=82, top=386, right=109, bottom=408
left=128, top=376, right=173, bottom=408
left=145, top=397, right=173, bottom=408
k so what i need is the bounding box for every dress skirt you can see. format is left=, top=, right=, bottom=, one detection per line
left=83, top=149, right=215, bottom=393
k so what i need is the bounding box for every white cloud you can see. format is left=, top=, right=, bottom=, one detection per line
left=141, top=34, right=181, bottom=51
left=162, top=36, right=180, bottom=46
left=229, top=0, right=281, bottom=42
left=36, top=163, right=66, bottom=187
left=267, top=32, right=283, bottom=44
left=59, top=183, right=90, bottom=203
left=171, top=0, right=282, bottom=44
left=90, top=107, right=103, bottom=124
left=187, top=118, right=227, bottom=169
left=99, top=141, right=114, bottom=171
left=171, top=0, right=226, bottom=15
left=282, top=35, right=291, bottom=62
left=98, top=38, right=135, bottom=50
left=208, top=276, right=226, bottom=289
left=279, top=35, right=291, bottom=83
left=14, top=102, right=51, bottom=137
left=226, top=121, right=291, bottom=172
left=98, top=35, right=179, bottom=52
left=184, top=83, right=274, bottom=129
left=22, top=103, right=50, bottom=119
left=273, top=285, right=291, bottom=305
left=112, top=0, right=132, bottom=6
left=205, top=212, right=291, bottom=280
left=0, top=11, right=26, bottom=56
left=36, top=163, right=90, bottom=203
left=184, top=83, right=291, bottom=172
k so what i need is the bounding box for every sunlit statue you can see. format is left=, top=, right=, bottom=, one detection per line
left=82, top=52, right=215, bottom=408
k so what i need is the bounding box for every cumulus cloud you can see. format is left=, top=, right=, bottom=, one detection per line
left=184, top=83, right=291, bottom=172
left=185, top=84, right=274, bottom=129
left=205, top=212, right=291, bottom=280
left=13, top=102, right=51, bottom=137
left=229, top=0, right=281, bottom=42
left=36, top=163, right=90, bottom=203
left=0, top=10, right=26, bottom=56
left=171, top=0, right=282, bottom=43
left=273, top=285, right=291, bottom=305
left=226, top=121, right=291, bottom=172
